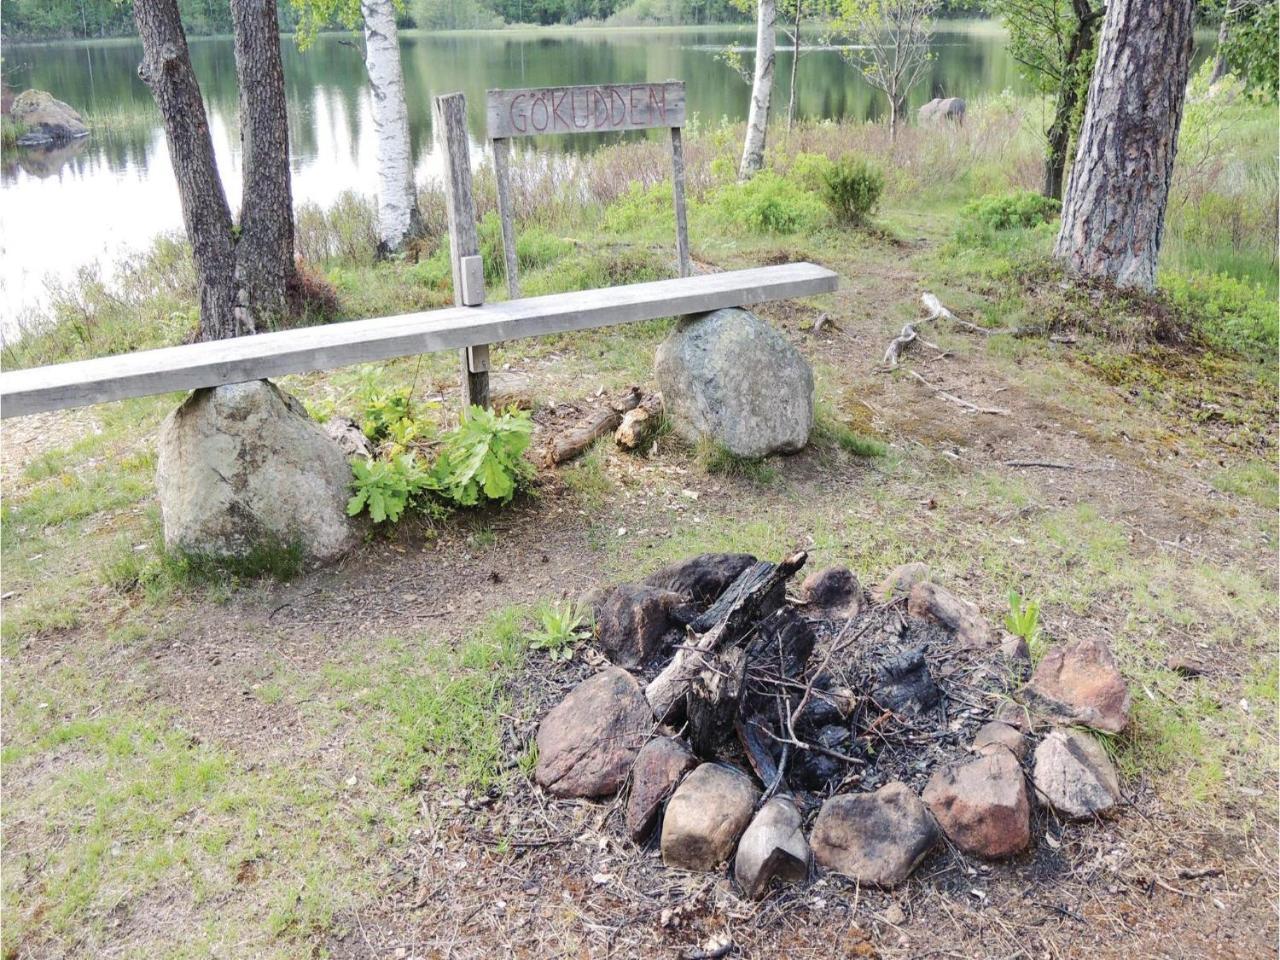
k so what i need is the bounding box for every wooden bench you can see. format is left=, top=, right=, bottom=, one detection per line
left=0, top=262, right=837, bottom=419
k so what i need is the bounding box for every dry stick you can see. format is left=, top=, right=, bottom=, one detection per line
left=1004, top=459, right=1077, bottom=470
left=907, top=369, right=1011, bottom=415
left=921, top=291, right=1005, bottom=335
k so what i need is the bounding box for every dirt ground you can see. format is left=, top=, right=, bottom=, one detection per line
left=2, top=237, right=1277, bottom=959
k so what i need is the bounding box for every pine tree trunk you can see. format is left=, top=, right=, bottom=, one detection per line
left=230, top=0, right=296, bottom=331
left=739, top=0, right=776, bottom=180
left=134, top=0, right=239, bottom=340
left=1042, top=0, right=1101, bottom=200
left=361, top=0, right=422, bottom=255
left=1053, top=0, right=1195, bottom=291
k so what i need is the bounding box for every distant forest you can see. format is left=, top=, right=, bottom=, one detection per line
left=1, top=0, right=984, bottom=42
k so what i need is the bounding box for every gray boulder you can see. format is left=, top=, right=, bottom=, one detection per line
left=919, top=97, right=966, bottom=125
left=11, top=89, right=89, bottom=145
left=654, top=308, right=814, bottom=458
left=734, top=795, right=809, bottom=898
left=156, top=380, right=354, bottom=563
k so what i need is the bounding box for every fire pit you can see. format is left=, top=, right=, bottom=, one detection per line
left=530, top=552, right=1129, bottom=899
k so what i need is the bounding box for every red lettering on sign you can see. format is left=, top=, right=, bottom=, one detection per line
left=509, top=93, right=527, bottom=134
left=530, top=93, right=549, bottom=132
left=551, top=90, right=572, bottom=130
left=648, top=86, right=666, bottom=121
left=572, top=88, right=590, bottom=129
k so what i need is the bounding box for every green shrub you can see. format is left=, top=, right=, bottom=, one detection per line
left=478, top=213, right=573, bottom=288
left=430, top=406, right=536, bottom=507
left=961, top=191, right=1061, bottom=233
left=714, top=171, right=828, bottom=235
left=357, top=384, right=413, bottom=443
left=1161, top=270, right=1279, bottom=364
left=820, top=156, right=885, bottom=226
left=602, top=181, right=675, bottom=236
left=789, top=152, right=836, bottom=193
left=347, top=453, right=435, bottom=524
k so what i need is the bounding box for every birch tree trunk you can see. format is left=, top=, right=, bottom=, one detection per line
left=786, top=0, right=800, bottom=133
left=231, top=0, right=297, bottom=331
left=739, top=0, right=776, bottom=180
left=361, top=0, right=422, bottom=254
left=1053, top=0, right=1195, bottom=291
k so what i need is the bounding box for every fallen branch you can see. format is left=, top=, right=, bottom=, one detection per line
left=1004, top=459, right=1076, bottom=470
left=922, top=292, right=1004, bottom=336
left=882, top=323, right=944, bottom=369
left=615, top=393, right=663, bottom=451
left=907, top=370, right=1010, bottom=415
left=544, top=387, right=642, bottom=464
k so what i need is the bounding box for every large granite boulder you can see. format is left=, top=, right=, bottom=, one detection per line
left=919, top=97, right=966, bottom=124
left=156, top=380, right=354, bottom=563
left=654, top=308, right=814, bottom=458
left=11, top=89, right=89, bottom=145
left=536, top=668, right=652, bottom=798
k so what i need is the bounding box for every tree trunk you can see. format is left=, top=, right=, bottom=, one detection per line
left=134, top=0, right=239, bottom=340
left=786, top=0, right=800, bottom=134
left=739, top=0, right=776, bottom=179
left=230, top=0, right=296, bottom=332
left=888, top=93, right=905, bottom=142
left=1053, top=0, right=1195, bottom=291
left=1208, top=14, right=1230, bottom=84
left=361, top=0, right=422, bottom=255
left=1042, top=0, right=1102, bottom=200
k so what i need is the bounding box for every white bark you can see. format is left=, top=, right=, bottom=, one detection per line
left=739, top=0, right=776, bottom=180
left=361, top=0, right=420, bottom=254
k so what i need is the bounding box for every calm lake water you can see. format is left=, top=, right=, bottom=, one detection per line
left=0, top=23, right=1036, bottom=327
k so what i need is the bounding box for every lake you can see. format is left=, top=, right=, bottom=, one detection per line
left=0, top=23, right=1097, bottom=327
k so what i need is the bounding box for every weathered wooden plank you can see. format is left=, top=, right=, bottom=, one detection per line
left=670, top=126, right=691, bottom=278
left=486, top=82, right=685, bottom=139
left=0, top=262, right=838, bottom=419
left=434, top=91, right=489, bottom=408
left=491, top=137, right=521, bottom=299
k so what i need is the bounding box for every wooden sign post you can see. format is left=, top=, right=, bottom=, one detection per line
left=486, top=80, right=691, bottom=298
left=433, top=91, right=489, bottom=409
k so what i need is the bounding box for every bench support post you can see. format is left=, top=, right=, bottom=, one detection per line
left=670, top=126, right=691, bottom=278
left=434, top=91, right=490, bottom=410
left=493, top=137, right=521, bottom=299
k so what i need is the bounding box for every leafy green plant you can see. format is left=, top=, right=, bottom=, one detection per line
left=789, top=152, right=836, bottom=192
left=1005, top=590, right=1046, bottom=660
left=347, top=454, right=434, bottom=524
left=431, top=406, right=535, bottom=507
left=714, top=171, right=828, bottom=234
left=961, top=191, right=1061, bottom=233
left=358, top=386, right=413, bottom=443
left=527, top=602, right=591, bottom=661
left=1161, top=270, right=1278, bottom=364
left=820, top=156, right=885, bottom=225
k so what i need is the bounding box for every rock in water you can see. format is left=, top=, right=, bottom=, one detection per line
left=734, top=796, right=809, bottom=898
left=654, top=308, right=814, bottom=458
left=1024, top=637, right=1131, bottom=734
left=11, top=89, right=89, bottom=145
left=661, top=763, right=760, bottom=870
left=922, top=750, right=1030, bottom=859
left=536, top=668, right=652, bottom=799
left=594, top=584, right=694, bottom=669
left=1032, top=727, right=1121, bottom=820
left=811, top=782, right=939, bottom=887
left=642, top=553, right=759, bottom=605
left=155, top=381, right=354, bottom=562
left=918, top=97, right=966, bottom=124
left=625, top=736, right=697, bottom=842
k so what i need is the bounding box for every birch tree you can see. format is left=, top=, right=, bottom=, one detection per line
left=1054, top=0, right=1196, bottom=290
left=294, top=0, right=423, bottom=255
left=834, top=0, right=937, bottom=140
left=134, top=0, right=297, bottom=340
left=739, top=0, right=777, bottom=179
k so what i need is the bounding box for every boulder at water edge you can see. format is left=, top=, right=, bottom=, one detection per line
left=655, top=308, right=813, bottom=458
left=156, top=380, right=354, bottom=563
left=11, top=89, right=89, bottom=145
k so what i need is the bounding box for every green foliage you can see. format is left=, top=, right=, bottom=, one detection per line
left=478, top=213, right=573, bottom=288
left=789, top=152, right=836, bottom=192
left=1160, top=270, right=1279, bottom=364
left=430, top=406, right=535, bottom=507
left=602, top=181, right=676, bottom=236
left=819, top=155, right=885, bottom=225
left=714, top=170, right=828, bottom=234
left=1217, top=0, right=1279, bottom=101
left=962, top=190, right=1061, bottom=231
left=697, top=440, right=778, bottom=483
left=347, top=453, right=434, bottom=524
left=1005, top=590, right=1045, bottom=660
left=526, top=602, right=590, bottom=660
left=357, top=384, right=413, bottom=443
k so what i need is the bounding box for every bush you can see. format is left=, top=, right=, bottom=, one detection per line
left=788, top=152, right=836, bottom=193
left=961, top=191, right=1061, bottom=232
left=1161, top=270, right=1279, bottom=364
left=819, top=156, right=884, bottom=225
left=714, top=171, right=828, bottom=234
left=431, top=406, right=536, bottom=507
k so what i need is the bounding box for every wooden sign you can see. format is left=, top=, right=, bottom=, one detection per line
left=486, top=81, right=685, bottom=139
